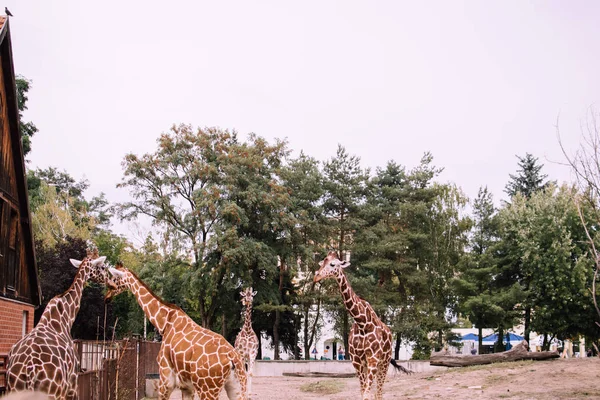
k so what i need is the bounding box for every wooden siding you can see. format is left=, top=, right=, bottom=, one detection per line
left=0, top=38, right=33, bottom=304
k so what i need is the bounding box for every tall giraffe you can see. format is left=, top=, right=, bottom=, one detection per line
left=234, top=287, right=258, bottom=398
left=314, top=251, right=410, bottom=400
left=106, top=264, right=248, bottom=400
left=7, top=251, right=110, bottom=399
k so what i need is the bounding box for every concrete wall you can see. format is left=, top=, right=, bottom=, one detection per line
left=253, top=360, right=446, bottom=377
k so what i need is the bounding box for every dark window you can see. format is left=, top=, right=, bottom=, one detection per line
left=5, top=208, right=18, bottom=292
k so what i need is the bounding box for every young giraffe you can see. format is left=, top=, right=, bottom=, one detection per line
left=314, top=251, right=410, bottom=400
left=234, top=287, right=258, bottom=398
left=106, top=264, right=248, bottom=400
left=7, top=250, right=110, bottom=399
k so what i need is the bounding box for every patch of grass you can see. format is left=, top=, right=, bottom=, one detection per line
left=299, top=380, right=345, bottom=394
left=569, top=390, right=600, bottom=397
left=484, top=374, right=504, bottom=385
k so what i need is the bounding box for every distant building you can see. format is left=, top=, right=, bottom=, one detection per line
left=0, top=15, right=41, bottom=354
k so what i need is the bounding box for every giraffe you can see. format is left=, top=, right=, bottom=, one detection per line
left=7, top=250, right=111, bottom=399
left=105, top=264, right=248, bottom=400
left=234, top=287, right=258, bottom=398
left=314, top=251, right=410, bottom=400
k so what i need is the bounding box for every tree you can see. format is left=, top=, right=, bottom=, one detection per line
left=118, top=124, right=297, bottom=351
left=558, top=109, right=600, bottom=330
left=500, top=185, right=597, bottom=348
left=280, top=152, right=328, bottom=359
left=16, top=75, right=38, bottom=156
left=31, top=182, right=94, bottom=247
left=503, top=152, right=550, bottom=345
left=453, top=187, right=503, bottom=353
left=322, top=145, right=369, bottom=356
left=505, top=153, right=549, bottom=199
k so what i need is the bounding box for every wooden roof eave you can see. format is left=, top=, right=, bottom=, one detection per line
left=0, top=18, right=41, bottom=307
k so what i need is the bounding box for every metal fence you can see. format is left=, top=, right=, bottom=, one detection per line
left=74, top=339, right=161, bottom=400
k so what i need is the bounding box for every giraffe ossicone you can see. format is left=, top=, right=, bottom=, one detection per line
left=7, top=253, right=112, bottom=399
left=106, top=264, right=248, bottom=400
left=315, top=251, right=411, bottom=400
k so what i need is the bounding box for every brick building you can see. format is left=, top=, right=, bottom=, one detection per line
left=0, top=15, right=41, bottom=355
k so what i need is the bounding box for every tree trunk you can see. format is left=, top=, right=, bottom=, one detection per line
left=437, top=330, right=443, bottom=352
left=495, top=327, right=505, bottom=353
left=273, top=259, right=285, bottom=360
left=430, top=341, right=559, bottom=367
left=395, top=333, right=401, bottom=360
left=293, top=314, right=300, bottom=360
left=524, top=306, right=531, bottom=347
left=343, top=312, right=349, bottom=360
left=303, top=306, right=310, bottom=360
left=257, top=333, right=262, bottom=360
left=478, top=326, right=483, bottom=354
left=542, top=333, right=548, bottom=351
left=273, top=310, right=280, bottom=360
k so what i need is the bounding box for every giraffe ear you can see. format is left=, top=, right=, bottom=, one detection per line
left=340, top=261, right=351, bottom=268
left=253, top=290, right=257, bottom=297
left=108, top=267, right=126, bottom=278
left=70, top=259, right=83, bottom=268
left=91, top=256, right=107, bottom=267
left=318, top=260, right=324, bottom=268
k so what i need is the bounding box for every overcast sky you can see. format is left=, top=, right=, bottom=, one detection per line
left=6, top=1, right=597, bottom=241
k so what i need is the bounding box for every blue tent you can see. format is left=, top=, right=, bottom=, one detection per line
left=459, top=333, right=479, bottom=341
left=482, top=333, right=523, bottom=343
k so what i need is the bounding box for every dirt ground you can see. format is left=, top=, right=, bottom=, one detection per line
left=202, top=357, right=599, bottom=399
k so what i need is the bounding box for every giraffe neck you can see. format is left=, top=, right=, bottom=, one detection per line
left=335, top=270, right=369, bottom=326
left=39, top=264, right=88, bottom=332
left=242, top=302, right=253, bottom=332
left=125, top=272, right=170, bottom=334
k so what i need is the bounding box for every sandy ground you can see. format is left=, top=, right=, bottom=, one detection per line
left=167, top=357, right=600, bottom=399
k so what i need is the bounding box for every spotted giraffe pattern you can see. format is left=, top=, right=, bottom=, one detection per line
left=7, top=252, right=110, bottom=399
left=106, top=265, right=248, bottom=400
left=314, top=251, right=410, bottom=400
left=234, top=287, right=258, bottom=398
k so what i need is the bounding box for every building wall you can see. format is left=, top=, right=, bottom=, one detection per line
left=0, top=297, right=34, bottom=354
left=0, top=42, right=35, bottom=306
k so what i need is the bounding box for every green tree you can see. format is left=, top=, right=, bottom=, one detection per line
left=16, top=75, right=38, bottom=156
left=501, top=185, right=597, bottom=348
left=118, top=125, right=298, bottom=353
left=454, top=187, right=505, bottom=353
left=322, top=145, right=369, bottom=356
left=279, top=152, right=328, bottom=359
left=503, top=152, right=551, bottom=346
left=505, top=153, right=549, bottom=199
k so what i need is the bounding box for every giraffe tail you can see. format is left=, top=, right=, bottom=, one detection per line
left=390, top=359, right=412, bottom=374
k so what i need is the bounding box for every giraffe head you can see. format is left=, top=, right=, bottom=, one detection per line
left=314, top=251, right=350, bottom=283
left=104, top=263, right=129, bottom=301
left=240, top=287, right=257, bottom=307
left=69, top=255, right=111, bottom=285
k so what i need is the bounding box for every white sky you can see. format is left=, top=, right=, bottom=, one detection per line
left=6, top=0, right=596, bottom=240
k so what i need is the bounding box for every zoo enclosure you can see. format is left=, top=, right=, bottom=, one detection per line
left=74, top=338, right=161, bottom=400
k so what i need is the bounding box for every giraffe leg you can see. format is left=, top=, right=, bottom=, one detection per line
left=180, top=386, right=194, bottom=399
left=374, top=364, right=388, bottom=400
left=157, top=365, right=176, bottom=400
left=247, top=359, right=255, bottom=398
left=362, top=359, right=379, bottom=400
left=352, top=360, right=366, bottom=398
